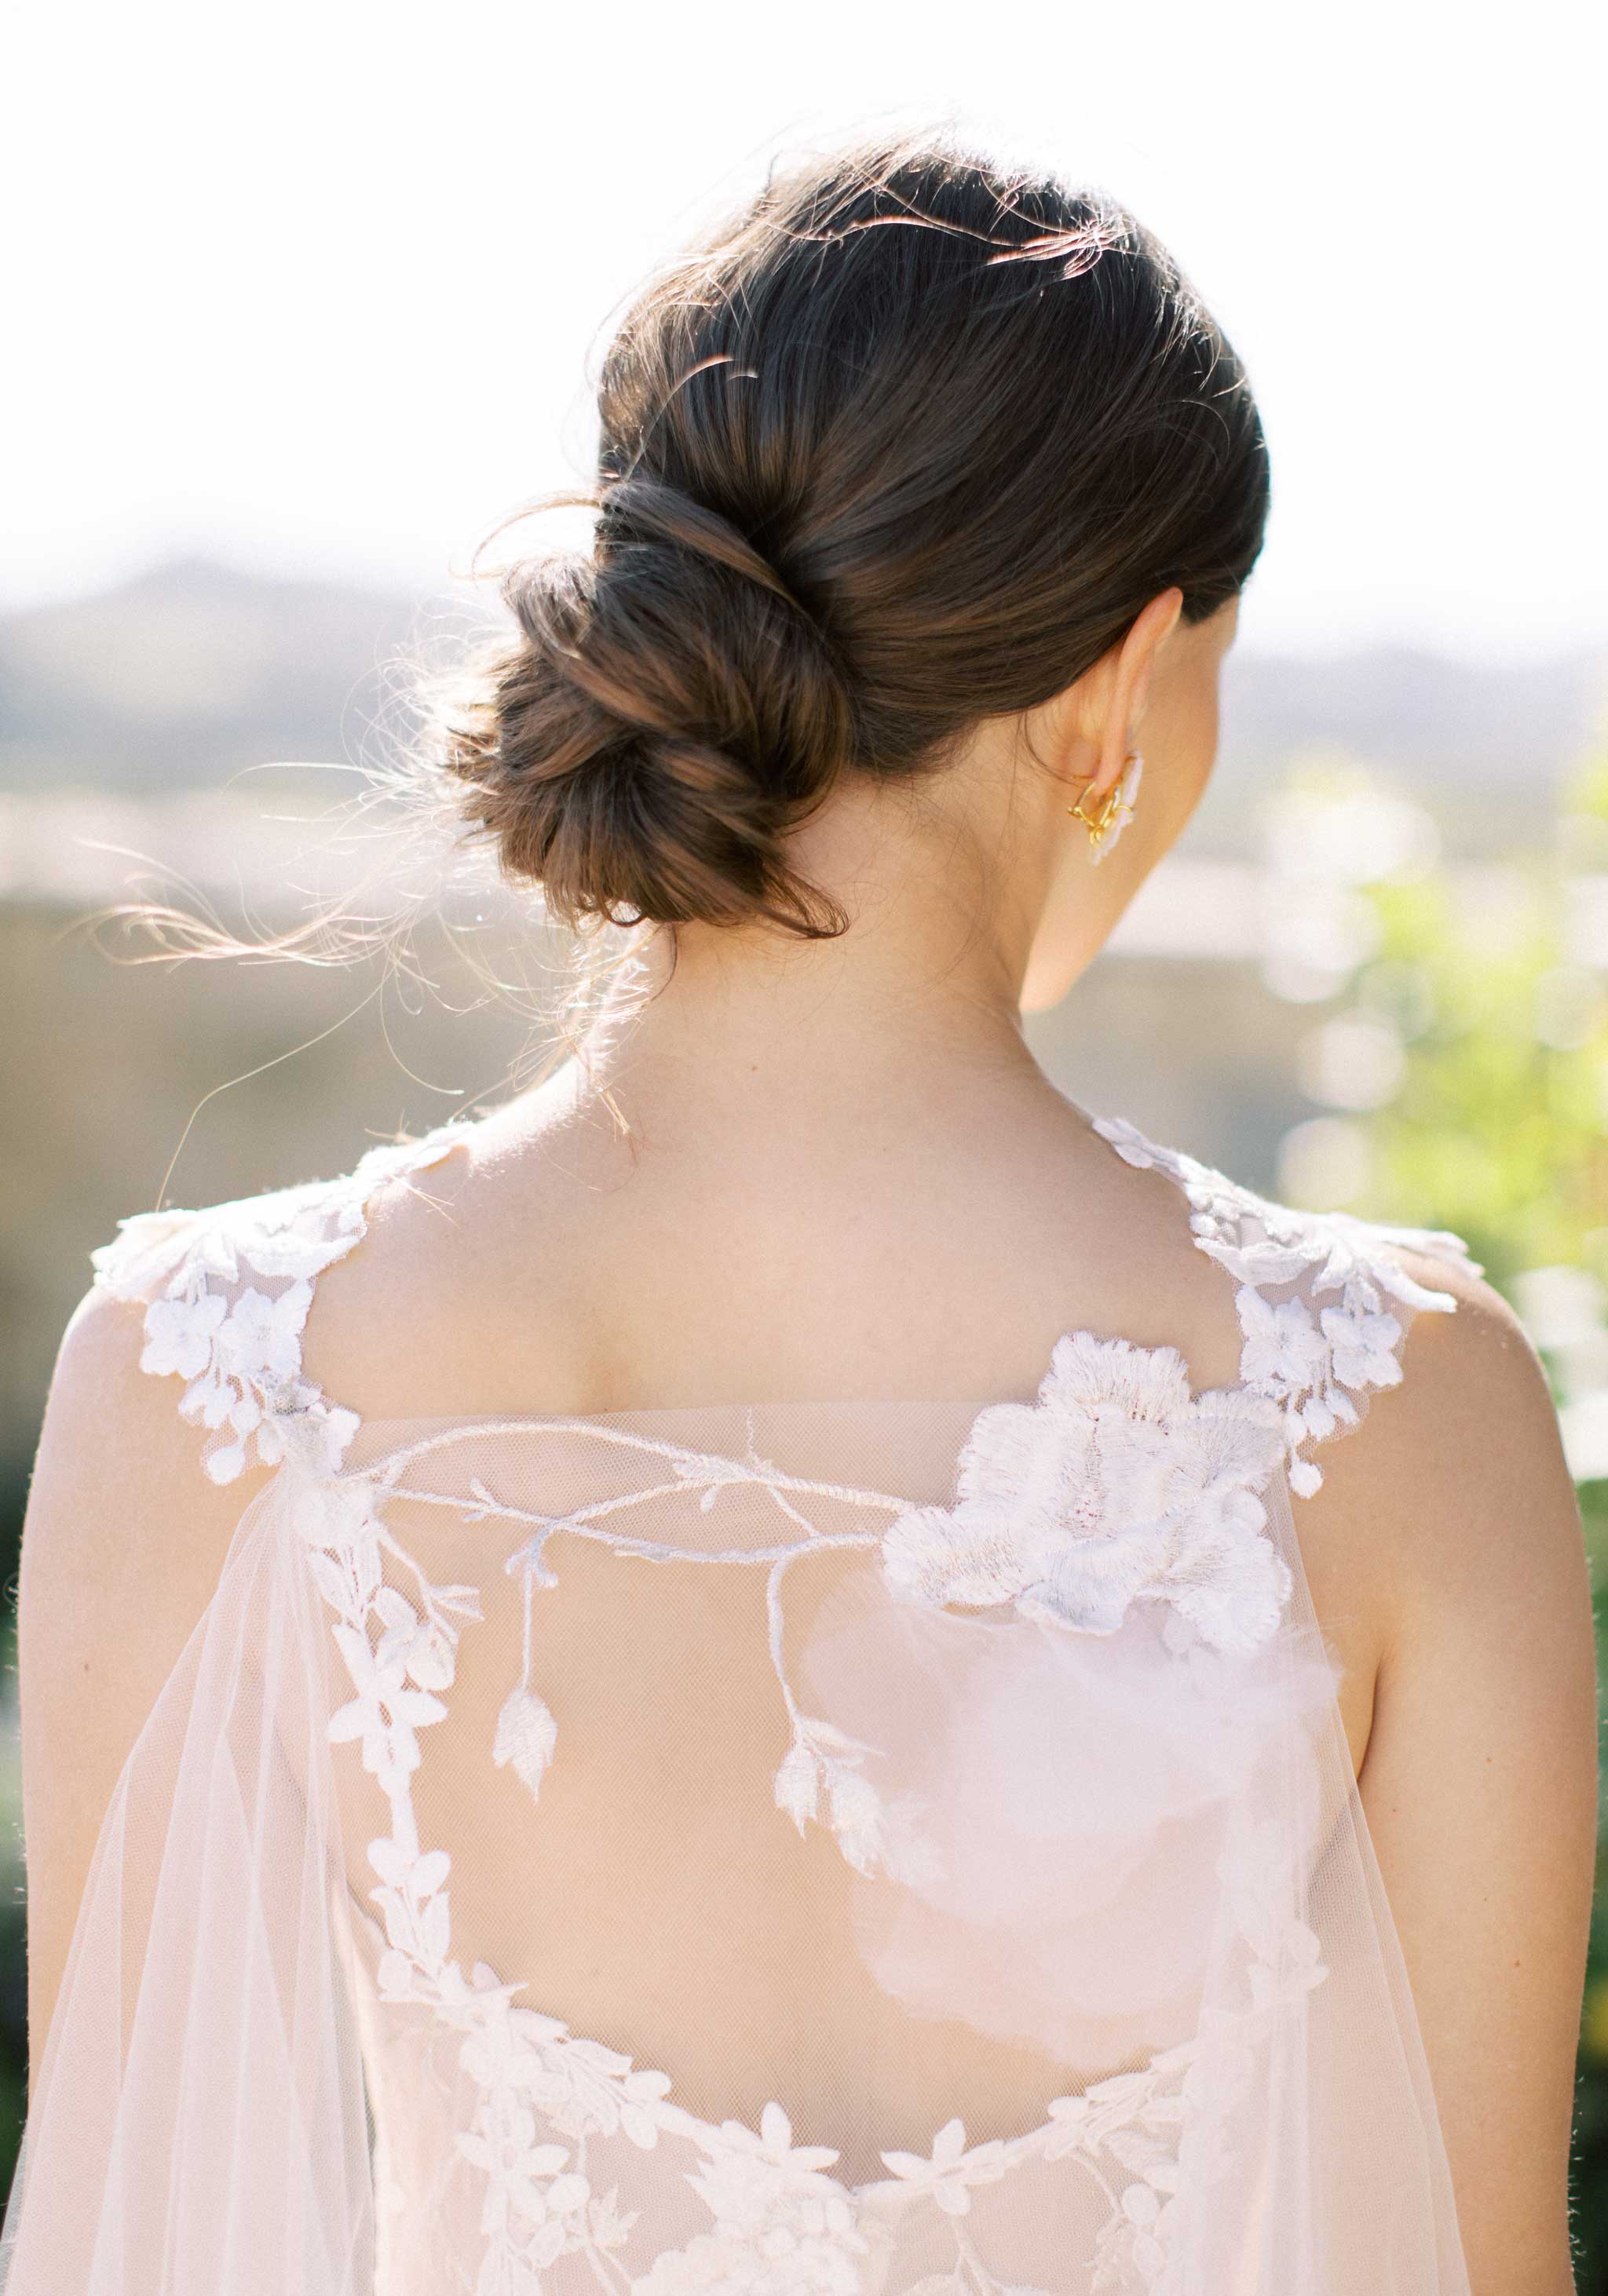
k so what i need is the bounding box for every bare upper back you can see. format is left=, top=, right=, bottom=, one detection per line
left=301, top=1071, right=1250, bottom=1427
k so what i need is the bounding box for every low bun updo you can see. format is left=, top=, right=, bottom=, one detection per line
left=437, top=127, right=1270, bottom=939
left=442, top=475, right=858, bottom=936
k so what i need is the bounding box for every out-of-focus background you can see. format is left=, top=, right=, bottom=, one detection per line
left=5, top=0, right=1608, bottom=2268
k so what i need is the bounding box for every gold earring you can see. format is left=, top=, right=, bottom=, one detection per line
left=1068, top=752, right=1143, bottom=866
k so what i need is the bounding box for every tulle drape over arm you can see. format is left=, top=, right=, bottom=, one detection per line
left=1, top=1453, right=375, bottom=2295
left=2, top=1130, right=469, bottom=2296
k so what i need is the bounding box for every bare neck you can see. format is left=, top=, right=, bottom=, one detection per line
left=572, top=770, right=1059, bottom=1138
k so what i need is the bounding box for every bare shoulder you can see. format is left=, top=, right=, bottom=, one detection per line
left=1346, top=1243, right=1584, bottom=1640
left=297, top=1119, right=590, bottom=1418
left=1294, top=1236, right=1588, bottom=1699
left=1391, top=1240, right=1562, bottom=1432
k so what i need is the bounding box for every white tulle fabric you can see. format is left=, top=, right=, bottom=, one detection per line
left=0, top=1110, right=1482, bottom=2294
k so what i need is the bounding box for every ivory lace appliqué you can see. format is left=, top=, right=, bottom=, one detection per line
left=879, top=1329, right=1292, bottom=1656
left=1091, top=1113, right=1479, bottom=1495
left=89, top=1127, right=474, bottom=1484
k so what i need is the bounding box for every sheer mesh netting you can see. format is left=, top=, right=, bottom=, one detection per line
left=1, top=1112, right=1478, bottom=2294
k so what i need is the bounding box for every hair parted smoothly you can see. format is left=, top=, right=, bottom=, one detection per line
left=436, top=127, right=1270, bottom=944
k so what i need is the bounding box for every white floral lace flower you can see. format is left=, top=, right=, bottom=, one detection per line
left=1320, top=1299, right=1405, bottom=1392
left=459, top=1997, right=676, bottom=2151
left=1090, top=2174, right=1179, bottom=2291
left=635, top=2108, right=868, bottom=2296
left=95, top=1125, right=471, bottom=1484
left=138, top=1288, right=228, bottom=1380
left=587, top=2185, right=640, bottom=2254
left=368, top=1836, right=452, bottom=1997
left=148, top=1278, right=329, bottom=1482
left=327, top=1600, right=451, bottom=1793
left=689, top=2102, right=844, bottom=2213
left=1217, top=1816, right=1331, bottom=2023
left=1043, top=2056, right=1191, bottom=2165
left=877, top=2118, right=1007, bottom=2217
left=294, top=1474, right=385, bottom=1573
left=456, top=2112, right=575, bottom=2238
left=528, top=2031, right=674, bottom=2147
left=881, top=1331, right=1290, bottom=1655
left=455, top=2088, right=590, bottom=2257
left=216, top=1281, right=310, bottom=1382
left=1247, top=1920, right=1328, bottom=2017
left=1236, top=1287, right=1329, bottom=1398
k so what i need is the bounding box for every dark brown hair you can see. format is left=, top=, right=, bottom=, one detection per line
left=438, top=128, right=1269, bottom=938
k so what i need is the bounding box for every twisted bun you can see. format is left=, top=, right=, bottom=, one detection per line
left=442, top=476, right=856, bottom=935
left=437, top=129, right=1268, bottom=937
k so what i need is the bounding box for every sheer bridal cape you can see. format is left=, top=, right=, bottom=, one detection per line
left=2, top=1108, right=1477, bottom=2294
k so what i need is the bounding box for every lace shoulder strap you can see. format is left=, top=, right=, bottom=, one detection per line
left=89, top=1118, right=471, bottom=1485
left=1092, top=1113, right=1483, bottom=1495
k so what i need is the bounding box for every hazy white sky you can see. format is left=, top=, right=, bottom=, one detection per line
left=5, top=0, right=1604, bottom=660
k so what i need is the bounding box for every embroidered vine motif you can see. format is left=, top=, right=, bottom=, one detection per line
left=1091, top=1114, right=1479, bottom=1495
left=879, top=1330, right=1292, bottom=1656
left=382, top=1418, right=921, bottom=1882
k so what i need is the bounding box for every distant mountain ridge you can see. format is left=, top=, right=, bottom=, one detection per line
left=2, top=558, right=1603, bottom=856
left=0, top=558, right=470, bottom=801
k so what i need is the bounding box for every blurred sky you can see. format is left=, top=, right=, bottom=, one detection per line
left=4, top=0, right=1604, bottom=661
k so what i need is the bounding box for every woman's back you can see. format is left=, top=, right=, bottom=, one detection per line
left=10, top=1079, right=1557, bottom=2294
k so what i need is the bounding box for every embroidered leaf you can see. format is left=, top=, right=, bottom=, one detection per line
left=308, top=1550, right=354, bottom=1614
left=493, top=1685, right=558, bottom=1804
left=825, top=1765, right=880, bottom=1835
left=411, top=1848, right=451, bottom=1899
left=404, top=1626, right=456, bottom=1692
left=367, top=1835, right=409, bottom=1887
left=773, top=1738, right=820, bottom=1831
left=824, top=1761, right=888, bottom=1877
left=419, top=1890, right=451, bottom=1967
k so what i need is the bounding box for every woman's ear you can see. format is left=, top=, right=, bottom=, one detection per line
left=1080, top=587, right=1184, bottom=801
